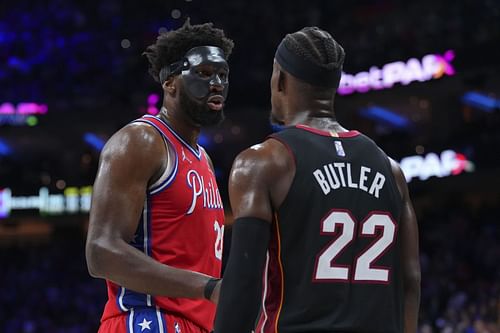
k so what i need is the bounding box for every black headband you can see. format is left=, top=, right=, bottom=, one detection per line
left=159, top=59, right=189, bottom=84
left=275, top=40, right=342, bottom=88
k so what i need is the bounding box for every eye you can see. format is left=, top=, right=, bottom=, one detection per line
left=196, top=69, right=212, bottom=78
left=219, top=71, right=228, bottom=80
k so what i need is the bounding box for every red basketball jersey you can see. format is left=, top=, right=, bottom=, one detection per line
left=100, top=115, right=225, bottom=332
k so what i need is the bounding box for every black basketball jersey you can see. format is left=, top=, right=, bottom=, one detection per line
left=256, top=125, right=404, bottom=333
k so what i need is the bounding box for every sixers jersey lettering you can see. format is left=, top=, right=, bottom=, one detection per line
left=257, top=125, right=403, bottom=333
left=101, top=115, right=225, bottom=331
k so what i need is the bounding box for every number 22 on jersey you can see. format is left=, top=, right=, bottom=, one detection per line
left=313, top=209, right=397, bottom=283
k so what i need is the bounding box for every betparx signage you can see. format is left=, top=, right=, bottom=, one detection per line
left=338, top=50, right=455, bottom=95
left=400, top=149, right=474, bottom=183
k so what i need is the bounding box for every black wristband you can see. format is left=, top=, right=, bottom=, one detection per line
left=204, top=278, right=221, bottom=300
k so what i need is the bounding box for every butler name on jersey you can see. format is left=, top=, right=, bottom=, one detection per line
left=313, top=162, right=386, bottom=198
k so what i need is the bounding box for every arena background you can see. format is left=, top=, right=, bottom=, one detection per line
left=1, top=0, right=499, bottom=332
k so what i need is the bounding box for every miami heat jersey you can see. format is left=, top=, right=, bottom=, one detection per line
left=101, top=115, right=225, bottom=332
left=257, top=125, right=403, bottom=333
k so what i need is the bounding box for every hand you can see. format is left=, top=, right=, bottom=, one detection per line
left=210, top=279, right=222, bottom=305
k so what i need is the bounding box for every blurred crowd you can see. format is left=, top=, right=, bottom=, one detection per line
left=1, top=199, right=498, bottom=332
left=1, top=0, right=500, bottom=106
left=418, top=200, right=500, bottom=332
left=0, top=230, right=105, bottom=333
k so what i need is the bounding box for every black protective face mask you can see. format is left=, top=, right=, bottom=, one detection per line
left=180, top=46, right=229, bottom=101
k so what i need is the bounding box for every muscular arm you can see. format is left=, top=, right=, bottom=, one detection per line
left=390, top=159, right=421, bottom=333
left=85, top=123, right=216, bottom=301
left=215, top=139, right=293, bottom=333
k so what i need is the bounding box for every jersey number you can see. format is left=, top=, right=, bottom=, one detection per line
left=214, top=221, right=224, bottom=260
left=313, top=210, right=396, bottom=283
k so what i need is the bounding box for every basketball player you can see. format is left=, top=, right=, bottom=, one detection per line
left=85, top=20, right=233, bottom=333
left=215, top=27, right=420, bottom=333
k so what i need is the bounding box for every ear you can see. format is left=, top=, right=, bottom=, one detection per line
left=278, top=70, right=286, bottom=93
left=162, top=77, right=176, bottom=96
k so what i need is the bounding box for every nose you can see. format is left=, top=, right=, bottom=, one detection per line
left=209, top=74, right=224, bottom=92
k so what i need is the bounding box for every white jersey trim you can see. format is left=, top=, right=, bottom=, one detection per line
left=132, top=118, right=179, bottom=194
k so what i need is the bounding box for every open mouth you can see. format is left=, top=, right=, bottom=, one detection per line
left=207, top=95, right=224, bottom=111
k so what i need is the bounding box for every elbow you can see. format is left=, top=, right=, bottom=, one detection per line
left=86, top=239, right=112, bottom=278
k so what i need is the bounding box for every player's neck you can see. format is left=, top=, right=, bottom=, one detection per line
left=159, top=106, right=201, bottom=149
left=289, top=96, right=334, bottom=118
left=285, top=103, right=333, bottom=125
left=302, top=117, right=347, bottom=134
left=286, top=110, right=348, bottom=134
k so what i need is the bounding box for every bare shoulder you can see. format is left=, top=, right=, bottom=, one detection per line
left=100, top=122, right=165, bottom=164
left=96, top=121, right=167, bottom=185
left=388, top=157, right=404, bottom=178
left=229, top=138, right=294, bottom=219
left=231, top=137, right=292, bottom=181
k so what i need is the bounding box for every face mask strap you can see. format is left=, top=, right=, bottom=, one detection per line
left=159, top=59, right=190, bottom=84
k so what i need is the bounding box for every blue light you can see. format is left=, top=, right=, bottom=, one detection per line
left=198, top=133, right=211, bottom=148
left=0, top=139, right=12, bottom=156
left=360, top=106, right=411, bottom=129
left=7, top=57, right=30, bottom=72
left=214, top=168, right=223, bottom=179
left=56, top=37, right=66, bottom=48
left=0, top=31, right=15, bottom=44
left=84, top=133, right=105, bottom=151
left=461, top=92, right=499, bottom=112
left=271, top=124, right=285, bottom=132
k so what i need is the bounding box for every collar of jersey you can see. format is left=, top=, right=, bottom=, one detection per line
left=144, top=115, right=202, bottom=160
left=295, top=124, right=360, bottom=138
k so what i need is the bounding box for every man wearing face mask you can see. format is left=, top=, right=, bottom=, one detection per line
left=86, top=20, right=233, bottom=333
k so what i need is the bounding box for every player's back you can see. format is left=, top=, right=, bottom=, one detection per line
left=257, top=125, right=403, bottom=333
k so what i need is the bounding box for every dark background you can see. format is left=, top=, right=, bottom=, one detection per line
left=1, top=0, right=499, bottom=332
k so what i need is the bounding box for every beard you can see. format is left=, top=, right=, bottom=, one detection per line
left=179, top=88, right=225, bottom=127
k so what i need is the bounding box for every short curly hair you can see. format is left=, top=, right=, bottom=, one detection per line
left=143, top=19, right=234, bottom=83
